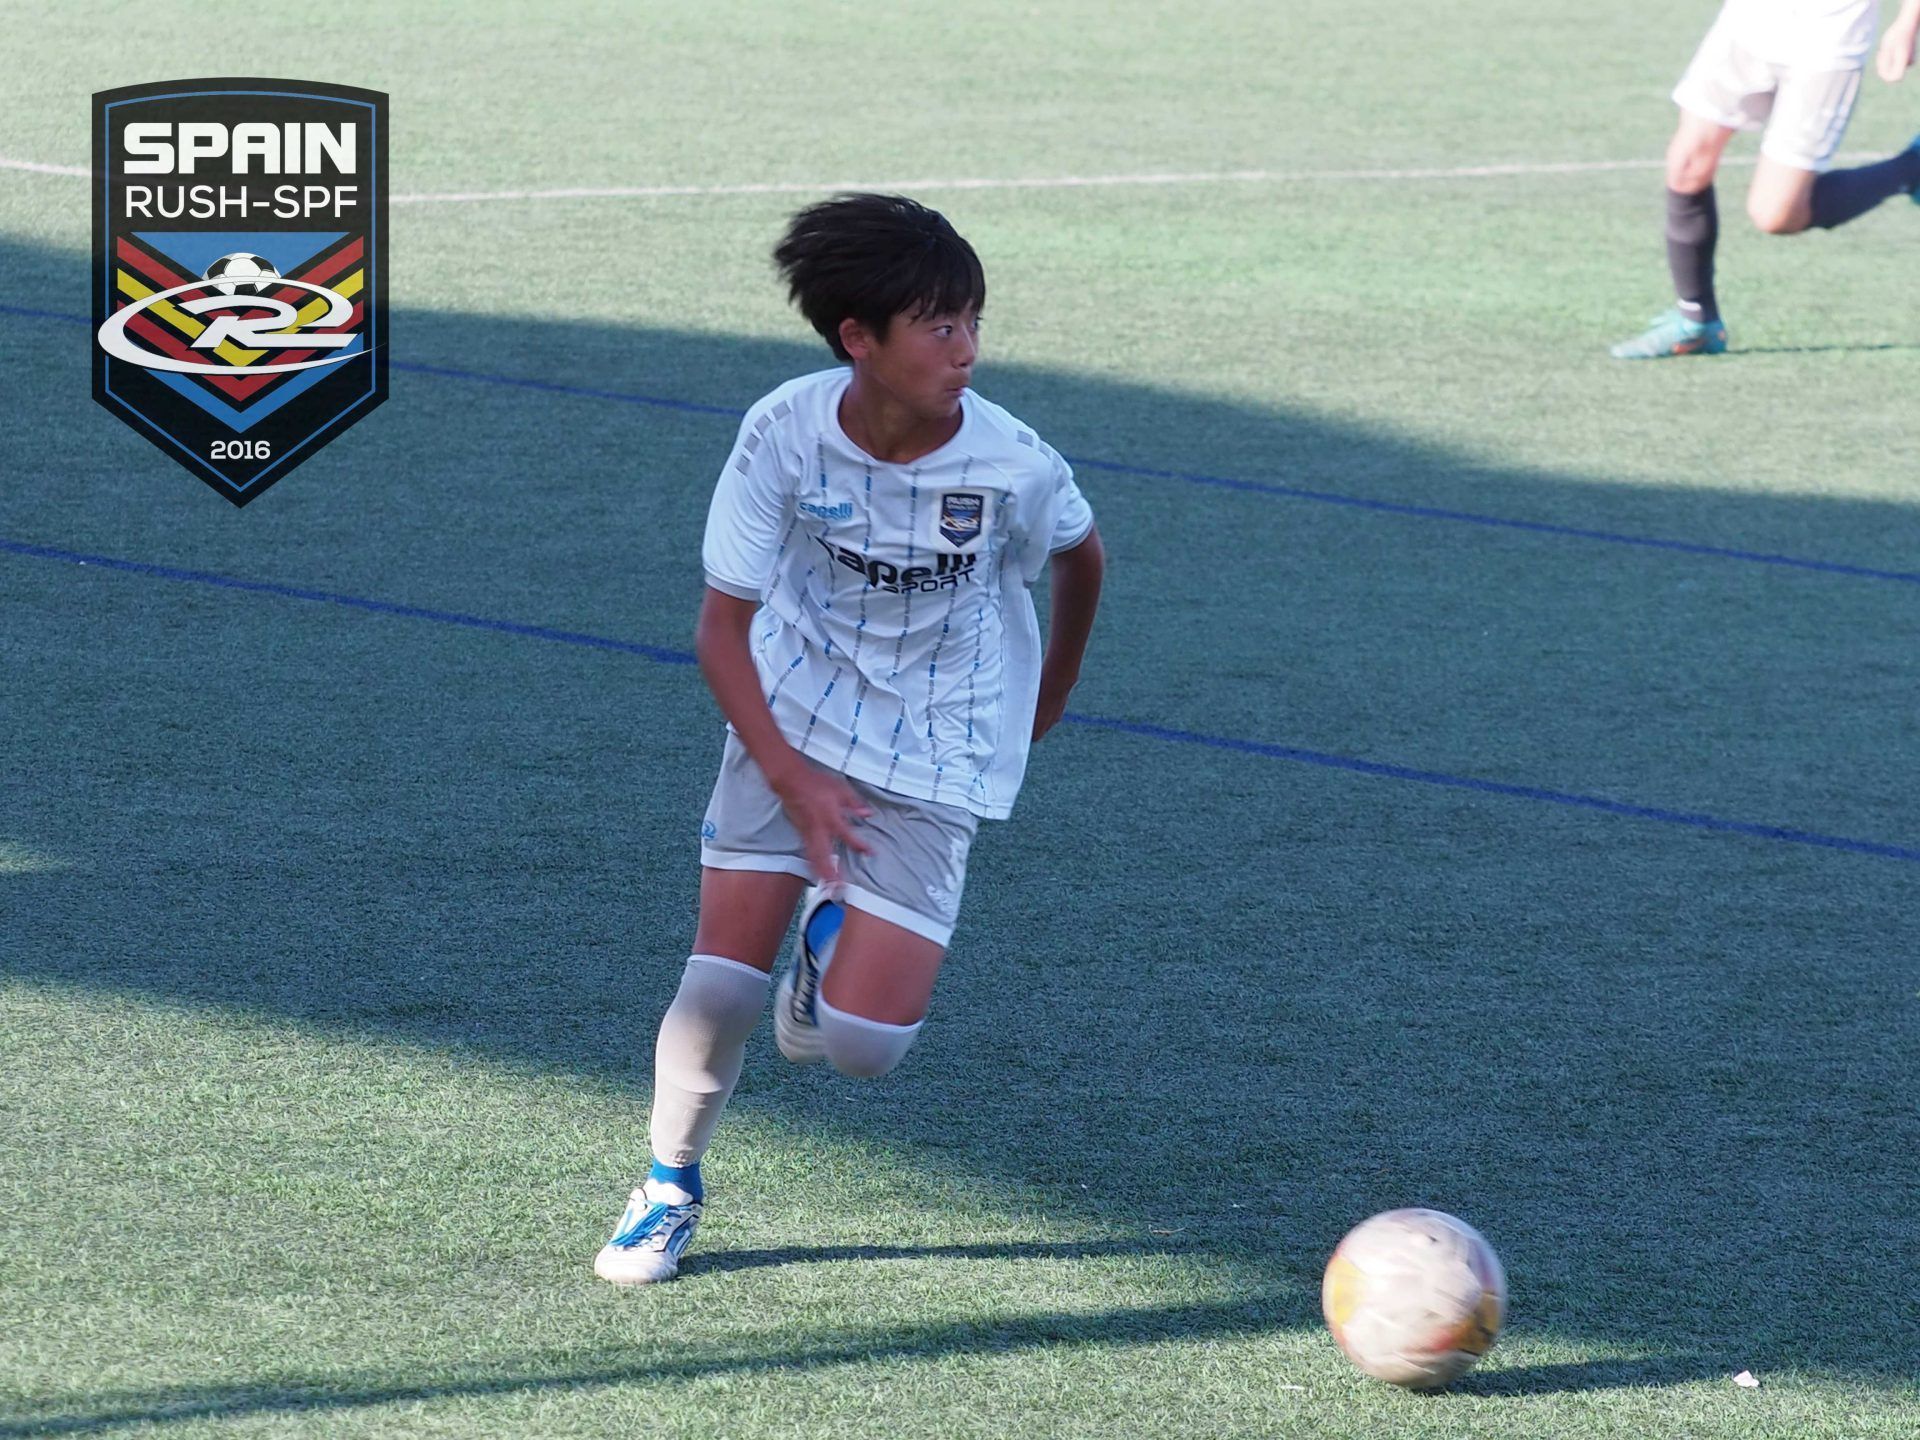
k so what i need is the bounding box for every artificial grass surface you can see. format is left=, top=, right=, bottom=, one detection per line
left=4, top=1, right=1919, bottom=1435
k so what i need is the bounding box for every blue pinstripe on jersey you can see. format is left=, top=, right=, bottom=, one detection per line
left=887, top=474, right=921, bottom=684
left=852, top=464, right=874, bottom=667
left=767, top=651, right=806, bottom=709
left=803, top=663, right=844, bottom=751
left=840, top=675, right=870, bottom=770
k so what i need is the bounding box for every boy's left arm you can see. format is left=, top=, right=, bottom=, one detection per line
left=1033, top=523, right=1104, bottom=742
left=1878, top=0, right=1920, bottom=82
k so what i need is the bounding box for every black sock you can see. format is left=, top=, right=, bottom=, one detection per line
left=1666, top=186, right=1719, bottom=323
left=1810, top=148, right=1920, bottom=229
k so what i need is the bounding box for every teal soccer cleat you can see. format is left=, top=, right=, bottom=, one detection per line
left=1610, top=308, right=1728, bottom=359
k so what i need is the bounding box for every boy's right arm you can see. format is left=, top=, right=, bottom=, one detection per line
left=695, top=586, right=872, bottom=885
left=1879, top=0, right=1920, bottom=81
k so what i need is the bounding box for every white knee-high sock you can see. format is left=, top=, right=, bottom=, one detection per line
left=649, top=953, right=769, bottom=1166
left=816, top=991, right=923, bottom=1079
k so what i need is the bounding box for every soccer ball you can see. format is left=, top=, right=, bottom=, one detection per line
left=203, top=253, right=280, bottom=297
left=1322, top=1208, right=1506, bottom=1389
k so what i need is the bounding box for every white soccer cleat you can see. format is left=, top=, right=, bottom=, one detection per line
left=593, top=1180, right=702, bottom=1286
left=773, top=886, right=842, bottom=1063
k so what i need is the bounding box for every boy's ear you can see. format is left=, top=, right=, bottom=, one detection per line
left=838, top=316, right=874, bottom=361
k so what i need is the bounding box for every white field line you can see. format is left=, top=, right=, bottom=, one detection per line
left=385, top=159, right=1690, bottom=203
left=5, top=151, right=1847, bottom=203
left=0, top=156, right=89, bottom=176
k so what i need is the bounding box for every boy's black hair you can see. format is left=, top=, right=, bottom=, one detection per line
left=773, top=193, right=985, bottom=362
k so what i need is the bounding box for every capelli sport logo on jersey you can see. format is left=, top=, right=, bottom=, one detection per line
left=92, top=79, right=388, bottom=507
left=813, top=536, right=978, bottom=595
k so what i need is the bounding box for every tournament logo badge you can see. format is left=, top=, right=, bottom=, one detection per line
left=938, top=491, right=984, bottom=547
left=92, top=79, right=387, bottom=506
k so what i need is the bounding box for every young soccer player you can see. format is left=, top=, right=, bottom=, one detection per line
left=1612, top=0, right=1920, bottom=358
left=594, top=193, right=1105, bottom=1285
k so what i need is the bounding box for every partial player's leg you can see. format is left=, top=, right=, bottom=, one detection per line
left=1744, top=65, right=1856, bottom=234
left=1804, top=138, right=1920, bottom=227
left=655, top=867, right=809, bottom=1159
left=596, top=866, right=804, bottom=1286
left=597, top=736, right=814, bottom=1287
left=1666, top=111, right=1736, bottom=323
left=1755, top=64, right=1920, bottom=231
left=1612, top=111, right=1738, bottom=359
left=690, top=865, right=813, bottom=972
left=773, top=773, right=974, bottom=1076
left=1745, top=157, right=1818, bottom=234
left=1613, top=18, right=1758, bottom=359
left=815, top=907, right=946, bottom=1077
left=775, top=886, right=948, bottom=1076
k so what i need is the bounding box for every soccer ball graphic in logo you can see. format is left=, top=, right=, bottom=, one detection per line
left=1321, top=1208, right=1506, bottom=1388
left=202, top=253, right=280, bottom=298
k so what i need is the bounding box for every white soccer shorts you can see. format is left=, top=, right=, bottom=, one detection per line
left=698, top=731, right=977, bottom=947
left=1673, top=16, right=1862, bottom=172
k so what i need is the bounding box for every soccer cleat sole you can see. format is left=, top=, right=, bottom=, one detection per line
left=1610, top=337, right=1728, bottom=360
left=773, top=965, right=827, bottom=1063
left=1609, top=321, right=1729, bottom=360
left=594, top=1243, right=683, bottom=1286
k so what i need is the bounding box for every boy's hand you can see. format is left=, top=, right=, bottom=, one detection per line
left=1032, top=670, right=1076, bottom=741
left=769, top=762, right=873, bottom=886
left=1878, top=20, right=1916, bottom=81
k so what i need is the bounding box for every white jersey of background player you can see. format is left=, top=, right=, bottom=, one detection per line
left=1611, top=0, right=1920, bottom=358
left=594, top=193, right=1106, bottom=1285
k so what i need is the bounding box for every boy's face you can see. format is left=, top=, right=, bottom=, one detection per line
left=842, top=307, right=980, bottom=418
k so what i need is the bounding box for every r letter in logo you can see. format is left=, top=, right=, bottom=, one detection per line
left=92, top=79, right=388, bottom=506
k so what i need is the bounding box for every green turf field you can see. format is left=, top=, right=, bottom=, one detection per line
left=4, top=1, right=1919, bottom=1435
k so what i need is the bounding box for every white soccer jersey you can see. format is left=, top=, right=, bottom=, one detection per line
left=702, top=368, right=1095, bottom=821
left=1718, top=0, right=1880, bottom=69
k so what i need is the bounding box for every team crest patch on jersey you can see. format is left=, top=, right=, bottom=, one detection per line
left=91, top=78, right=388, bottom=507
left=938, top=491, right=985, bottom=547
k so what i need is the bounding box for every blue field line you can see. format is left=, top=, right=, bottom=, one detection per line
left=2, top=301, right=91, bottom=325
left=0, top=537, right=697, bottom=665
left=391, top=360, right=745, bottom=419
left=1061, top=713, right=1920, bottom=865
left=10, top=299, right=1920, bottom=589
left=5, top=533, right=1915, bottom=866
left=1065, top=457, right=1920, bottom=586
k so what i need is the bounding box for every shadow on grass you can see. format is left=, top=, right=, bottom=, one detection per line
left=689, top=1237, right=1187, bottom=1276
left=1454, top=1352, right=1727, bottom=1397
left=0, top=1301, right=1733, bottom=1437
left=1726, top=342, right=1920, bottom=355
left=3, top=226, right=1919, bottom=1403
left=0, top=1294, right=1298, bottom=1437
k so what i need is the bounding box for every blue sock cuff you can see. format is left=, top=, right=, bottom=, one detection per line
left=649, top=1158, right=703, bottom=1199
